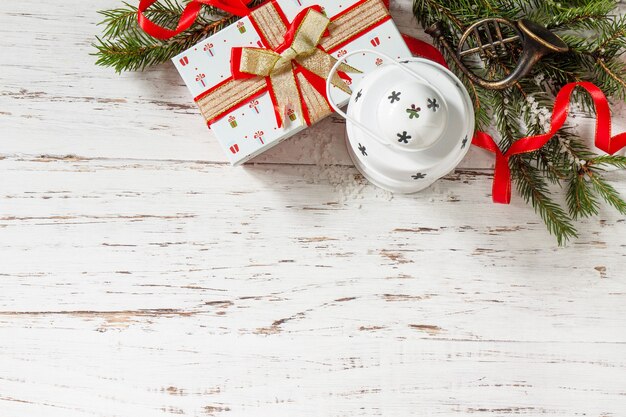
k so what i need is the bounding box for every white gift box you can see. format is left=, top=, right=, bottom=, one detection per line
left=173, top=0, right=410, bottom=165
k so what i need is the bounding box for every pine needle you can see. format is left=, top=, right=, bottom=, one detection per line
left=414, top=0, right=626, bottom=244
left=92, top=0, right=264, bottom=73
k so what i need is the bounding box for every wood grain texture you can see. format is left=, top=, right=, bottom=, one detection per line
left=1, top=1, right=626, bottom=416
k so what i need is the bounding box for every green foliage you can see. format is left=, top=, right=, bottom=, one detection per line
left=414, top=0, right=626, bottom=245
left=93, top=0, right=262, bottom=72
left=92, top=0, right=626, bottom=244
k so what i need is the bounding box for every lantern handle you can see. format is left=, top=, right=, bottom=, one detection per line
left=325, top=51, right=386, bottom=146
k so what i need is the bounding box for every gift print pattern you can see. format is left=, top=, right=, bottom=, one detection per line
left=196, top=73, right=206, bottom=87
left=203, top=43, right=214, bottom=57
left=358, top=143, right=367, bottom=156
left=174, top=15, right=261, bottom=98
left=411, top=172, right=426, bottom=180
left=254, top=131, right=265, bottom=144
left=212, top=91, right=305, bottom=165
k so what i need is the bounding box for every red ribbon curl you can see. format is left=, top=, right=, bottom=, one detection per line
left=472, top=81, right=626, bottom=204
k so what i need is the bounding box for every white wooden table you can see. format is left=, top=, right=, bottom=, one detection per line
left=2, top=1, right=626, bottom=416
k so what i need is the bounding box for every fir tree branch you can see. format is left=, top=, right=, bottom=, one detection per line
left=595, top=58, right=626, bottom=96
left=513, top=158, right=578, bottom=245
left=541, top=0, right=614, bottom=31
left=588, top=171, right=626, bottom=215
left=593, top=15, right=626, bottom=56
left=93, top=0, right=264, bottom=72
left=566, top=170, right=600, bottom=219
left=415, top=0, right=466, bottom=31
left=98, top=2, right=142, bottom=39
left=588, top=154, right=626, bottom=169
left=413, top=0, right=626, bottom=244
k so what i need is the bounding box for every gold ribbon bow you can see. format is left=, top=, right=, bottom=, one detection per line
left=237, top=8, right=360, bottom=125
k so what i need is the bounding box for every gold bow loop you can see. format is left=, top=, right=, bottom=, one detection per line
left=237, top=8, right=360, bottom=125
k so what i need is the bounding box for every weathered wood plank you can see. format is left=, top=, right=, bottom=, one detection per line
left=2, top=0, right=626, bottom=416
left=1, top=156, right=625, bottom=416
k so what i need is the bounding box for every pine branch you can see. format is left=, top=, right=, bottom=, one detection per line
left=98, top=2, right=141, bottom=39
left=588, top=171, right=626, bottom=215
left=540, top=0, right=614, bottom=31
left=414, top=0, right=626, bottom=244
left=566, top=170, right=600, bottom=219
left=98, top=1, right=191, bottom=39
left=93, top=0, right=264, bottom=72
left=588, top=154, right=626, bottom=169
left=593, top=14, right=626, bottom=57
left=594, top=58, right=626, bottom=99
left=94, top=29, right=213, bottom=72
left=514, top=158, right=578, bottom=245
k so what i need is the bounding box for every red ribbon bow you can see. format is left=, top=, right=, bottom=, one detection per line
left=229, top=5, right=354, bottom=128
left=473, top=82, right=626, bottom=204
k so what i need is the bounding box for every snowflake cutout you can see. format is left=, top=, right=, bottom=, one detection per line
left=355, top=89, right=363, bottom=102
left=427, top=98, right=440, bottom=112
left=358, top=143, right=367, bottom=156
left=411, top=172, right=427, bottom=180
left=397, top=131, right=411, bottom=144
left=461, top=135, right=469, bottom=149
left=388, top=91, right=401, bottom=103
left=406, top=104, right=421, bottom=119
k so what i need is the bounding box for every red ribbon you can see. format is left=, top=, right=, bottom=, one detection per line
left=229, top=6, right=338, bottom=128
left=229, top=4, right=326, bottom=76
left=472, top=81, right=626, bottom=204
left=401, top=34, right=448, bottom=69
left=138, top=0, right=460, bottom=142
left=138, top=0, right=388, bottom=40
left=137, top=0, right=252, bottom=40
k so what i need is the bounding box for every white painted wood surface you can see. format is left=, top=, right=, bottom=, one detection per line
left=1, top=1, right=626, bottom=416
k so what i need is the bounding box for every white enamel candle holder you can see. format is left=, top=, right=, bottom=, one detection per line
left=326, top=50, right=475, bottom=194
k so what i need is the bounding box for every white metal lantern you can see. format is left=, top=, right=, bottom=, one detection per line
left=326, top=50, right=475, bottom=193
